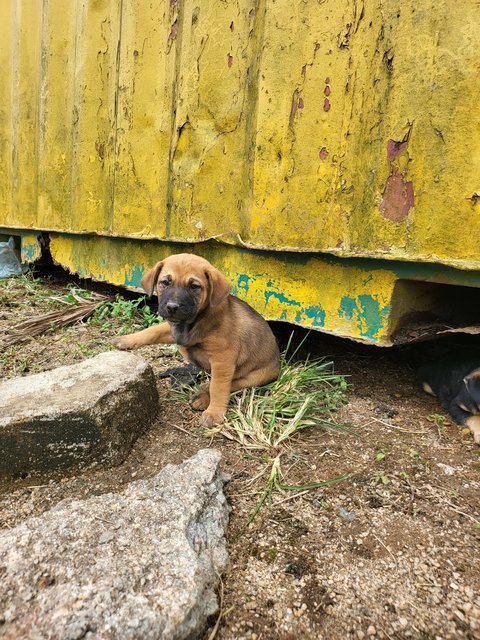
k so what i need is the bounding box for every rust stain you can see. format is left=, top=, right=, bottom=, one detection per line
left=324, top=85, right=331, bottom=96
left=230, top=21, right=234, bottom=31
left=386, top=139, right=408, bottom=161
left=380, top=166, right=414, bottom=221
left=95, top=142, right=105, bottom=161
left=167, top=19, right=178, bottom=53
left=289, top=89, right=303, bottom=129
left=319, top=147, right=328, bottom=160
left=227, top=53, right=233, bottom=67
left=323, top=98, right=330, bottom=112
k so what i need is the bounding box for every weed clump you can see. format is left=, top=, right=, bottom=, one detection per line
left=90, top=295, right=160, bottom=334
left=205, top=354, right=349, bottom=449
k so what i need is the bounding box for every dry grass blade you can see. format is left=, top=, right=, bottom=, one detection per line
left=246, top=455, right=351, bottom=525
left=1, top=293, right=110, bottom=346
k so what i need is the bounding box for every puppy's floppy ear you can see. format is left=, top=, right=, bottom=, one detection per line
left=205, top=267, right=231, bottom=307
left=140, top=261, right=164, bottom=296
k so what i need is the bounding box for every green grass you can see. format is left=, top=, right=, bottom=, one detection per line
left=89, top=294, right=161, bottom=334
left=0, top=348, right=39, bottom=377
left=204, top=353, right=350, bottom=450
left=75, top=341, right=115, bottom=358
left=247, top=455, right=351, bottom=525
left=187, top=334, right=354, bottom=522
left=0, top=271, right=55, bottom=307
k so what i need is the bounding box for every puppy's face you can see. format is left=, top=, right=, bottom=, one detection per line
left=140, top=254, right=231, bottom=324
left=464, top=370, right=480, bottom=414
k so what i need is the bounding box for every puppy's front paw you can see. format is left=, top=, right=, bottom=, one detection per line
left=199, top=409, right=225, bottom=428
left=112, top=335, right=138, bottom=350
left=190, top=390, right=210, bottom=411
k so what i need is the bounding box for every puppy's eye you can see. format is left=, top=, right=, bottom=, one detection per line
left=189, top=282, right=201, bottom=291
left=159, top=278, right=171, bottom=287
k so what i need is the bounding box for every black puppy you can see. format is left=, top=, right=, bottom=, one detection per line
left=418, top=353, right=480, bottom=444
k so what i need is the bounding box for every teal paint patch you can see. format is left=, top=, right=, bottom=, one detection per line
left=264, top=290, right=302, bottom=308
left=339, top=296, right=357, bottom=321
left=21, top=244, right=38, bottom=261
left=237, top=274, right=250, bottom=293
left=19, top=234, right=42, bottom=262
left=339, top=295, right=390, bottom=339
left=304, top=305, right=326, bottom=327
left=125, top=264, right=144, bottom=288
left=357, top=295, right=390, bottom=339
left=280, top=310, right=288, bottom=321
left=294, top=311, right=303, bottom=323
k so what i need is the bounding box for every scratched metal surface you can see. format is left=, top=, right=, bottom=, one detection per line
left=1, top=0, right=479, bottom=265
left=0, top=1, right=479, bottom=343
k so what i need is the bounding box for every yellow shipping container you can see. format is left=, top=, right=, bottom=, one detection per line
left=1, top=0, right=479, bottom=344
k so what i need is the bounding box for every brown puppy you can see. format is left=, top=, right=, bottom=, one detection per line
left=113, top=254, right=280, bottom=427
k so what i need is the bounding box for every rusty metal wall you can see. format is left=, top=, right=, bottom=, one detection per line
left=0, top=0, right=479, bottom=343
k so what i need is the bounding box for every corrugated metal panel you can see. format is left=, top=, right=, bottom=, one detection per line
left=1, top=0, right=479, bottom=267
left=0, top=1, right=479, bottom=344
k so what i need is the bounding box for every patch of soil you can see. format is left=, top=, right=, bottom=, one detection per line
left=1, top=268, right=479, bottom=640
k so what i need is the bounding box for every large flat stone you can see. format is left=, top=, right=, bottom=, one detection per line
left=0, top=352, right=158, bottom=484
left=0, top=449, right=229, bottom=640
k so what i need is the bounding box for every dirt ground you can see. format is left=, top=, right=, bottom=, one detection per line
left=1, top=267, right=479, bottom=640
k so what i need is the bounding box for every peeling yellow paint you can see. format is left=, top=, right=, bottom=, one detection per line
left=49, top=233, right=397, bottom=344
left=20, top=233, right=42, bottom=263
left=0, top=1, right=480, bottom=344
left=0, top=0, right=479, bottom=268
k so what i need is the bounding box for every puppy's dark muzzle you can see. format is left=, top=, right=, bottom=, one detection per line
left=166, top=301, right=179, bottom=314
left=159, top=290, right=198, bottom=323
left=159, top=303, right=185, bottom=322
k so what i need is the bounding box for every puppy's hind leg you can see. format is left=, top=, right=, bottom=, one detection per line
left=231, top=362, right=281, bottom=393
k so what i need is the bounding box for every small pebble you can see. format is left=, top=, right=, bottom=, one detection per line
left=367, top=625, right=376, bottom=636
left=98, top=531, right=114, bottom=544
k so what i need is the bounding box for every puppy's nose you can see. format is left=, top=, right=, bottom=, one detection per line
left=166, top=301, right=179, bottom=313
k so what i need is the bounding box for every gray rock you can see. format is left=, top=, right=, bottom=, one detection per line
left=0, top=449, right=229, bottom=640
left=0, top=351, right=158, bottom=483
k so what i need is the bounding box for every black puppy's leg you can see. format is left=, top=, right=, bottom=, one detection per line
left=465, top=416, right=480, bottom=444
left=448, top=399, right=470, bottom=426
left=448, top=400, right=480, bottom=444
